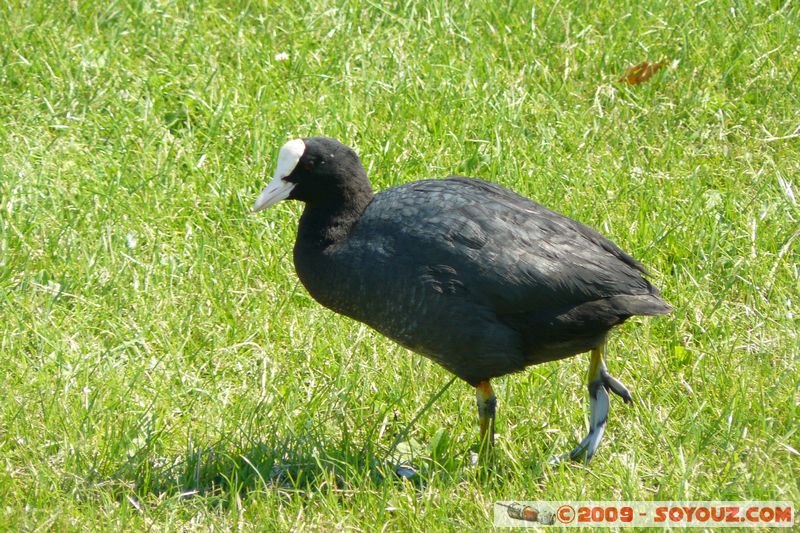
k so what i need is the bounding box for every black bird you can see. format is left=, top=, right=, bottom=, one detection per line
left=253, top=137, right=670, bottom=462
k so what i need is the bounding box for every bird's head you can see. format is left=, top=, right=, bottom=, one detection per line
left=253, top=137, right=372, bottom=212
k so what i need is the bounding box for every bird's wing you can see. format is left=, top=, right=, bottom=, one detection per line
left=354, top=177, right=662, bottom=316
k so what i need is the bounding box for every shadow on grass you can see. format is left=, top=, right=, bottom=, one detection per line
left=115, top=438, right=386, bottom=501
left=105, top=428, right=544, bottom=505
left=108, top=429, right=485, bottom=505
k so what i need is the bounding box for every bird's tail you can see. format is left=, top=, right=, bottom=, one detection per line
left=608, top=293, right=672, bottom=317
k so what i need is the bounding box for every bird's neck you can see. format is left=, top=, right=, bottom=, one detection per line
left=296, top=189, right=373, bottom=249
left=293, top=190, right=373, bottom=315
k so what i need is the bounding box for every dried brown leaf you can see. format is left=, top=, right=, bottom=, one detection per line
left=619, top=60, right=667, bottom=85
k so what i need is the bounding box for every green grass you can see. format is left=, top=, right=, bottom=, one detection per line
left=1, top=0, right=798, bottom=530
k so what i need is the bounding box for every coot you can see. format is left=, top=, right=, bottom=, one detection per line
left=254, top=137, right=670, bottom=462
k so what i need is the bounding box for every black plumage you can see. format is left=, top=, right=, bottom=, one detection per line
left=254, top=136, right=670, bottom=462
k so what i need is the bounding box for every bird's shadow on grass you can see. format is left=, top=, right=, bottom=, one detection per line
left=117, top=438, right=383, bottom=502
left=109, top=427, right=546, bottom=504
left=112, top=431, right=470, bottom=503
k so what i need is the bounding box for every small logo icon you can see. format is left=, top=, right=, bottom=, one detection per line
left=557, top=504, right=576, bottom=524
left=502, top=502, right=556, bottom=525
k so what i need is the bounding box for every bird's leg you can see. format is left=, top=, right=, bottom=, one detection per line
left=569, top=343, right=632, bottom=462
left=476, top=380, right=496, bottom=458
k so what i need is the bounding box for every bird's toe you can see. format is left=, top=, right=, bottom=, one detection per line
left=600, top=369, right=633, bottom=404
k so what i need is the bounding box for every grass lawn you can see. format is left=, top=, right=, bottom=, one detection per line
left=1, top=0, right=798, bottom=530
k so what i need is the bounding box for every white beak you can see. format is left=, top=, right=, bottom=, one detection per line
left=252, top=177, right=295, bottom=212
left=253, top=138, right=306, bottom=213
